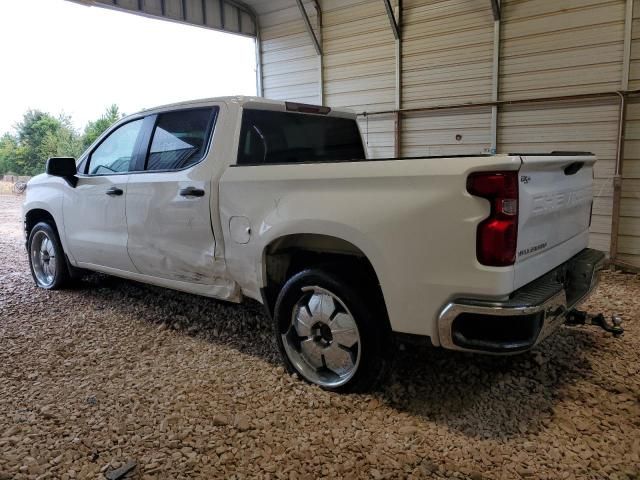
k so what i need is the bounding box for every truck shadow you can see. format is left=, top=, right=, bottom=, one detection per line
left=80, top=273, right=600, bottom=440
left=79, top=273, right=283, bottom=364
left=384, top=331, right=599, bottom=439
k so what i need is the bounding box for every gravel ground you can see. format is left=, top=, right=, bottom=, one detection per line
left=0, top=193, right=639, bottom=480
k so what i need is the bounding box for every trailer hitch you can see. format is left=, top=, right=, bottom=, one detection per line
left=565, top=309, right=624, bottom=337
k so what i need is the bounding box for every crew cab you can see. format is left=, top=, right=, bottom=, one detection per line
left=23, top=96, right=603, bottom=392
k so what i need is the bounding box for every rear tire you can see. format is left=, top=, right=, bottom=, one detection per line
left=27, top=221, right=71, bottom=290
left=274, top=268, right=391, bottom=393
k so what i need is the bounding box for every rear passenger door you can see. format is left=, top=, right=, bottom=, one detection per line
left=125, top=106, right=221, bottom=283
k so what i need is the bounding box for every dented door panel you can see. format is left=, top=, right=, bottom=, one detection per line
left=124, top=103, right=235, bottom=293
left=125, top=172, right=222, bottom=283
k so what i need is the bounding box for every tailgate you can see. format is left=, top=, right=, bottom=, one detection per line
left=514, top=153, right=596, bottom=289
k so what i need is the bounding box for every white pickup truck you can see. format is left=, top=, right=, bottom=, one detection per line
left=23, top=96, right=604, bottom=392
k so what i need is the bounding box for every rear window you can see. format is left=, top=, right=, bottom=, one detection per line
left=237, top=109, right=365, bottom=165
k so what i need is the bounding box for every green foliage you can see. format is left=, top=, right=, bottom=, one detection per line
left=2, top=109, right=80, bottom=176
left=0, top=105, right=123, bottom=176
left=82, top=104, right=122, bottom=150
left=0, top=133, right=18, bottom=175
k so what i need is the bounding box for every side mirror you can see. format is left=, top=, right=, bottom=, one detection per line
left=46, top=157, right=77, bottom=187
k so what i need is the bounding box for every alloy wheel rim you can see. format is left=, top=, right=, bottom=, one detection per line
left=282, top=286, right=361, bottom=388
left=31, top=231, right=56, bottom=287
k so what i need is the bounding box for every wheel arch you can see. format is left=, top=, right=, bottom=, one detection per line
left=260, top=233, right=390, bottom=329
left=24, top=207, right=77, bottom=265
left=25, top=208, right=59, bottom=240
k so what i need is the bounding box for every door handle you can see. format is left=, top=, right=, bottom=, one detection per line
left=180, top=186, right=205, bottom=197
left=106, top=186, right=123, bottom=196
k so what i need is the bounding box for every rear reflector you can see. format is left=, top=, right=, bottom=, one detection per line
left=285, top=101, right=331, bottom=115
left=467, top=171, right=519, bottom=267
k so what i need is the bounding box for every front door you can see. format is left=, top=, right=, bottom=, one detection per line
left=125, top=106, right=221, bottom=284
left=63, top=118, right=144, bottom=272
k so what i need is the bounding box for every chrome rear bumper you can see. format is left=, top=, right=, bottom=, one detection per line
left=438, top=248, right=605, bottom=354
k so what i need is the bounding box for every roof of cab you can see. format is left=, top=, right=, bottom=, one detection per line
left=136, top=96, right=357, bottom=119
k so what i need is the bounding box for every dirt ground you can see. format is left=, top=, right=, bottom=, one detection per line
left=0, top=193, right=638, bottom=480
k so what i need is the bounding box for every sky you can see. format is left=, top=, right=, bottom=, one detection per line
left=0, top=0, right=257, bottom=134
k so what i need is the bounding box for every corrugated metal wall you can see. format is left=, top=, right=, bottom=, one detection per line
left=499, top=0, right=624, bottom=99
left=256, top=1, right=321, bottom=104
left=252, top=0, right=638, bottom=266
left=401, top=0, right=494, bottom=156
left=322, top=0, right=396, bottom=158
left=256, top=0, right=398, bottom=157
left=402, top=0, right=494, bottom=107
left=403, top=108, right=492, bottom=157
left=621, top=100, right=640, bottom=264
left=620, top=0, right=640, bottom=266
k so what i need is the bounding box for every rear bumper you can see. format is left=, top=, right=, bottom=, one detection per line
left=437, top=248, right=605, bottom=354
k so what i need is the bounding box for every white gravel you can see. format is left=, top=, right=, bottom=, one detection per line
left=0, top=193, right=639, bottom=480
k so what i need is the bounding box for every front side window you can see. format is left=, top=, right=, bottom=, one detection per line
left=87, top=119, right=143, bottom=175
left=237, top=109, right=365, bottom=165
left=145, top=108, right=216, bottom=171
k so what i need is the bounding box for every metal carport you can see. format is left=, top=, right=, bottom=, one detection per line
left=70, top=0, right=640, bottom=270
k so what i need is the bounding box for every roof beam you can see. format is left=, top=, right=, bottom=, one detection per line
left=67, top=0, right=258, bottom=38
left=491, top=0, right=500, bottom=21
left=296, top=0, right=322, bottom=56
left=382, top=0, right=400, bottom=40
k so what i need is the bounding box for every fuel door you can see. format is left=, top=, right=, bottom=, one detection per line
left=230, top=216, right=251, bottom=244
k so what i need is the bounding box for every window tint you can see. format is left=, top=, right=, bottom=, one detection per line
left=146, top=108, right=215, bottom=171
left=88, top=119, right=143, bottom=175
left=237, top=110, right=365, bottom=165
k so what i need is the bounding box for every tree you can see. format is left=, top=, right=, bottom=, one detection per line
left=0, top=105, right=123, bottom=176
left=81, top=104, right=122, bottom=150
left=42, top=126, right=82, bottom=160
left=0, top=133, right=18, bottom=175
left=11, top=110, right=81, bottom=175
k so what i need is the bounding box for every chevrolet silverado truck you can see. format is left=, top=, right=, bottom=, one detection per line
left=23, top=96, right=604, bottom=392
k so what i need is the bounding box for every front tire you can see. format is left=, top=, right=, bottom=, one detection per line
left=274, top=269, right=391, bottom=392
left=28, top=221, right=71, bottom=290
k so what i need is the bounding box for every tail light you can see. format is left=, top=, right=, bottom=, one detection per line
left=467, top=171, right=519, bottom=267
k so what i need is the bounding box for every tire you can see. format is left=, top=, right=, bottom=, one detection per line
left=27, top=221, right=71, bottom=290
left=274, top=268, right=391, bottom=393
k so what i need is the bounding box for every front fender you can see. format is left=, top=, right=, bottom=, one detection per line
left=23, top=176, right=72, bottom=261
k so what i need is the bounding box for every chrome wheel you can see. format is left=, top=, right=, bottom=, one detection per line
left=282, top=286, right=361, bottom=388
left=30, top=230, right=57, bottom=288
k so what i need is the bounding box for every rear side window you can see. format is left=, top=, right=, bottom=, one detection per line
left=145, top=107, right=217, bottom=171
left=237, top=109, right=365, bottom=165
